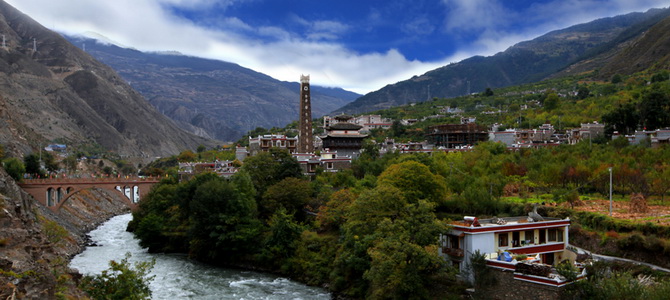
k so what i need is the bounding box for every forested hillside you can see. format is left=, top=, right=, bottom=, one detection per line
left=336, top=8, right=670, bottom=114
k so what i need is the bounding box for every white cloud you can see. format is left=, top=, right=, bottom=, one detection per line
left=4, top=0, right=669, bottom=95
left=8, top=0, right=422, bottom=93
left=439, top=0, right=670, bottom=56
left=441, top=0, right=510, bottom=35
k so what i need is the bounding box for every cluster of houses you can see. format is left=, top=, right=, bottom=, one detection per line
left=179, top=111, right=670, bottom=179
left=179, top=114, right=371, bottom=178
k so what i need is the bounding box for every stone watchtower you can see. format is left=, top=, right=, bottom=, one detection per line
left=298, top=75, right=313, bottom=153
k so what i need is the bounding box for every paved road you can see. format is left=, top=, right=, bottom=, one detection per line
left=569, top=244, right=670, bottom=273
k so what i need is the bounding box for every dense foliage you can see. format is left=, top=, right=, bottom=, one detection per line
left=130, top=149, right=454, bottom=298
left=80, top=253, right=155, bottom=300
left=128, top=70, right=670, bottom=299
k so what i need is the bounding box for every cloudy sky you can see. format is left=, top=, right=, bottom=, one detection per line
left=5, top=0, right=669, bottom=94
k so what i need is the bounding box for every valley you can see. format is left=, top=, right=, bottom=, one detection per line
left=1, top=1, right=670, bottom=299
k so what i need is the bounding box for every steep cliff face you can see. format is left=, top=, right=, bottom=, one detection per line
left=0, top=166, right=131, bottom=298
left=0, top=1, right=215, bottom=158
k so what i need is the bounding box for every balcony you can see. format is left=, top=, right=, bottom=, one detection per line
left=442, top=247, right=464, bottom=257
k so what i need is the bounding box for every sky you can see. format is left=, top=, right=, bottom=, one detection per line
left=5, top=0, right=669, bottom=94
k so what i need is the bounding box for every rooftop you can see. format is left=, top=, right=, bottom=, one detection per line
left=452, top=216, right=566, bottom=228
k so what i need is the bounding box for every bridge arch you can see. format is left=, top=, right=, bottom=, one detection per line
left=53, top=186, right=134, bottom=212
left=18, top=177, right=160, bottom=213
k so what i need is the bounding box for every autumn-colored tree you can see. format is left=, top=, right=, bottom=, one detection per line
left=376, top=161, right=446, bottom=204
left=317, top=189, right=357, bottom=231
left=177, top=150, right=197, bottom=162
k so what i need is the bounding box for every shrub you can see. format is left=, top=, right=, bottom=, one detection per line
left=80, top=253, right=155, bottom=300
left=40, top=216, right=69, bottom=245
left=3, top=157, right=25, bottom=181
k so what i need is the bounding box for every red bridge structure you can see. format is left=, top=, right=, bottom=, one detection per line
left=18, top=177, right=161, bottom=212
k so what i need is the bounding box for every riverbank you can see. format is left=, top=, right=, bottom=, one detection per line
left=72, top=214, right=331, bottom=299
left=0, top=168, right=129, bottom=298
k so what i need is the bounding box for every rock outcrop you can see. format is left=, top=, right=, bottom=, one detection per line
left=0, top=166, right=131, bottom=298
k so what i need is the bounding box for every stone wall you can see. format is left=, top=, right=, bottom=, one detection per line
left=477, top=268, right=564, bottom=300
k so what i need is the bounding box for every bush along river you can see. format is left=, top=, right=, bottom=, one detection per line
left=70, top=214, right=331, bottom=299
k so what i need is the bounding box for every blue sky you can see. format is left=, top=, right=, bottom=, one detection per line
left=6, top=0, right=669, bottom=94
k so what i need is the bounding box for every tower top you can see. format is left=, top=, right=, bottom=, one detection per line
left=300, top=74, right=310, bottom=84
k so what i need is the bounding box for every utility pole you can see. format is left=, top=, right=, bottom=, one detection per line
left=32, top=38, right=36, bottom=53
left=609, top=167, right=613, bottom=217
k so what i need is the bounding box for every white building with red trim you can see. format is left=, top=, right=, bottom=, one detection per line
left=440, top=215, right=584, bottom=287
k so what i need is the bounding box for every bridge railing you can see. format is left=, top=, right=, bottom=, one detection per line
left=20, top=176, right=163, bottom=184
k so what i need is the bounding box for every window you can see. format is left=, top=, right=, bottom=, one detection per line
left=557, top=228, right=564, bottom=242
left=498, top=233, right=509, bottom=247
left=327, top=162, right=334, bottom=169
left=449, top=235, right=460, bottom=249
left=524, top=230, right=534, bottom=244
left=548, top=229, right=557, bottom=242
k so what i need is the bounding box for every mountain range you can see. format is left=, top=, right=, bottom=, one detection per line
left=336, top=7, right=670, bottom=114
left=1, top=0, right=669, bottom=159
left=0, top=1, right=213, bottom=158
left=64, top=36, right=360, bottom=142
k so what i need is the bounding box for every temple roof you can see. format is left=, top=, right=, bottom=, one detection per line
left=328, top=123, right=362, bottom=130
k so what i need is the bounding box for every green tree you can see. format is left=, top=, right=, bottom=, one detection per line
left=543, top=92, right=560, bottom=110
left=177, top=150, right=197, bottom=162
left=63, top=156, right=78, bottom=174
left=261, top=177, right=312, bottom=217
left=189, top=177, right=261, bottom=261
left=263, top=208, right=305, bottom=260
left=376, top=161, right=446, bottom=204
left=611, top=74, right=623, bottom=84
left=80, top=253, right=155, bottom=300
left=639, top=86, right=670, bottom=130
left=3, top=158, right=25, bottom=181
left=24, top=153, right=43, bottom=177
left=483, top=87, right=494, bottom=97
left=577, top=85, right=590, bottom=99
left=602, top=102, right=639, bottom=135
left=196, top=144, right=206, bottom=153
left=102, top=166, right=113, bottom=176
left=651, top=71, right=669, bottom=83
left=42, top=151, right=59, bottom=174
left=241, top=148, right=303, bottom=197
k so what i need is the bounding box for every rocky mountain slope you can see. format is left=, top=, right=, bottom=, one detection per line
left=64, top=37, right=360, bottom=141
left=336, top=8, right=670, bottom=114
left=0, top=164, right=130, bottom=298
left=0, top=1, right=214, bottom=158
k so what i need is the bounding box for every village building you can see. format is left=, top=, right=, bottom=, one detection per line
left=439, top=212, right=585, bottom=299
left=178, top=160, right=239, bottom=180
left=491, top=124, right=563, bottom=148
left=568, top=122, right=605, bottom=144
left=320, top=114, right=368, bottom=158
left=613, top=129, right=670, bottom=147
left=248, top=134, right=298, bottom=156
left=293, top=149, right=352, bottom=176
left=426, top=123, right=489, bottom=149
left=323, top=114, right=392, bottom=133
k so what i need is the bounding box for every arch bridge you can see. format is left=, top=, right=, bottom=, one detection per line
left=18, top=177, right=161, bottom=212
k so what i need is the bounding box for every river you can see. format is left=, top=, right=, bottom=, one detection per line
left=70, top=214, right=331, bottom=299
